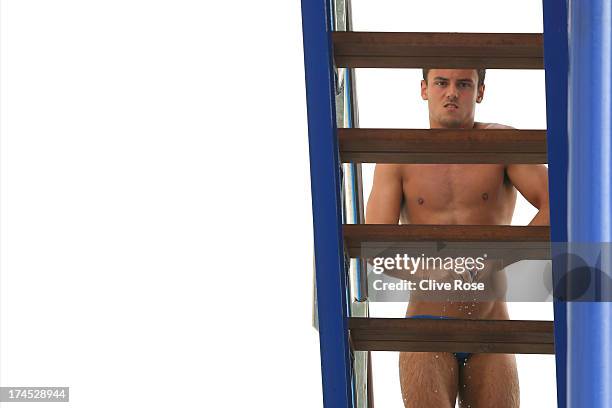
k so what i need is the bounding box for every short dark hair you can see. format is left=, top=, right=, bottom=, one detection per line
left=422, top=69, right=486, bottom=87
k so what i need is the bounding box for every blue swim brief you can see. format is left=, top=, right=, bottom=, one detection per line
left=408, top=314, right=471, bottom=365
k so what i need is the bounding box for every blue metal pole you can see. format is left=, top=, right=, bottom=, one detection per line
left=568, top=1, right=612, bottom=406
left=300, top=0, right=354, bottom=407
left=542, top=1, right=569, bottom=406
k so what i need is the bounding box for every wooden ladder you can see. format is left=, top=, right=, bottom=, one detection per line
left=336, top=31, right=553, bottom=358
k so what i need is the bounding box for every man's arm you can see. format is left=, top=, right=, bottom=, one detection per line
left=364, top=164, right=406, bottom=278
left=506, top=164, right=550, bottom=226
left=365, top=164, right=403, bottom=224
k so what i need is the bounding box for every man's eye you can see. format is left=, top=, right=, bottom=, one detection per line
left=435, top=81, right=447, bottom=86
left=458, top=83, right=472, bottom=88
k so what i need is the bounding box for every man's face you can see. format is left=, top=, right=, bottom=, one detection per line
left=421, top=69, right=485, bottom=128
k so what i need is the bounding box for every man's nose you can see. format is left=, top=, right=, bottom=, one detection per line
left=446, top=83, right=459, bottom=99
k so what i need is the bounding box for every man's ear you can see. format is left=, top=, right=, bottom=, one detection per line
left=476, top=84, right=485, bottom=103
left=421, top=80, right=428, bottom=100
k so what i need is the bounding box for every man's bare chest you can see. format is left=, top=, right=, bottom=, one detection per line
left=400, top=164, right=509, bottom=211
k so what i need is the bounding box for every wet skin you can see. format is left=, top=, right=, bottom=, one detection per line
left=400, top=159, right=516, bottom=320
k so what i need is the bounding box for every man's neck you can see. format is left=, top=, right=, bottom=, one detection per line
left=429, top=119, right=476, bottom=129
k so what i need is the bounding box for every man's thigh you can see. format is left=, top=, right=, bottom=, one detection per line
left=458, top=353, right=519, bottom=408
left=399, top=351, right=459, bottom=408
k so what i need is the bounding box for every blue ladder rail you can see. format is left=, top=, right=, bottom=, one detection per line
left=301, top=0, right=354, bottom=406
left=542, top=1, right=569, bottom=407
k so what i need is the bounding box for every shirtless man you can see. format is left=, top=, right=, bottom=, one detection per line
left=365, top=69, right=550, bottom=408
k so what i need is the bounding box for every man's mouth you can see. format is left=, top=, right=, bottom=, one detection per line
left=444, top=103, right=458, bottom=109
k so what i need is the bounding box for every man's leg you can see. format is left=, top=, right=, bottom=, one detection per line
left=399, top=351, right=459, bottom=408
left=458, top=354, right=519, bottom=408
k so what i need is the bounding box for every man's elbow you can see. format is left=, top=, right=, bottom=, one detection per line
left=530, top=202, right=550, bottom=226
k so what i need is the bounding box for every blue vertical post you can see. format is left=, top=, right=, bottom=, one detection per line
left=542, top=1, right=569, bottom=407
left=301, top=0, right=353, bottom=407
left=568, top=1, right=612, bottom=407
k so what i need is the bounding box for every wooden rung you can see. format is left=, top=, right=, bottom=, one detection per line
left=344, top=224, right=550, bottom=242
left=339, top=128, right=547, bottom=164
left=333, top=32, right=543, bottom=69
left=349, top=318, right=554, bottom=354
left=343, top=224, right=550, bottom=258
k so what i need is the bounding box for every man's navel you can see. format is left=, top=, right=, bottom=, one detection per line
left=482, top=192, right=489, bottom=201
left=417, top=197, right=424, bottom=205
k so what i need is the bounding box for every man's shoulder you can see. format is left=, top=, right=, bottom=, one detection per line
left=474, top=122, right=515, bottom=130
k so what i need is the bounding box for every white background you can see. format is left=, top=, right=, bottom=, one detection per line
left=1, top=1, right=555, bottom=407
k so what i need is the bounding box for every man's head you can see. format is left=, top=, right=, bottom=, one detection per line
left=421, top=69, right=486, bottom=128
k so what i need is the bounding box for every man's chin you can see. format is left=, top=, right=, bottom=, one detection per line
left=438, top=118, right=464, bottom=128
